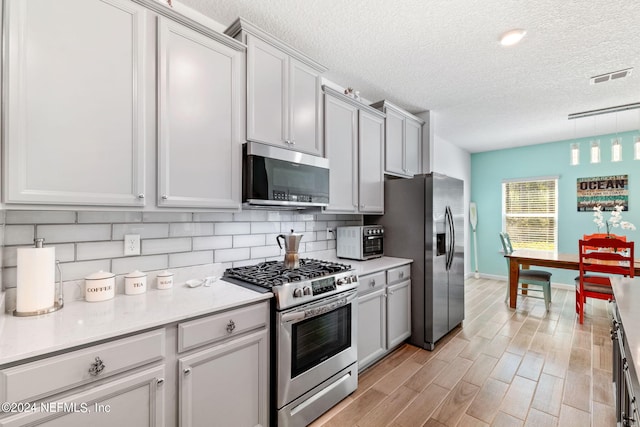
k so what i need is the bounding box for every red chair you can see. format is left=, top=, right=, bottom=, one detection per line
left=583, top=233, right=626, bottom=252
left=576, top=237, right=634, bottom=324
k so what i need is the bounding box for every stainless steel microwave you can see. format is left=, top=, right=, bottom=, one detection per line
left=242, top=142, right=330, bottom=209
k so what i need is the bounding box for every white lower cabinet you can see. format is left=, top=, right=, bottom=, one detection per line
left=0, top=301, right=270, bottom=427
left=357, top=264, right=411, bottom=371
left=0, top=366, right=165, bottom=427
left=178, top=329, right=268, bottom=427
left=177, top=301, right=269, bottom=427
left=0, top=330, right=166, bottom=427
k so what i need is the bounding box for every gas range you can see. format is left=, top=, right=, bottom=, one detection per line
left=223, top=258, right=358, bottom=310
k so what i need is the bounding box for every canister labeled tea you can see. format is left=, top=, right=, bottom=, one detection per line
left=125, top=270, right=147, bottom=295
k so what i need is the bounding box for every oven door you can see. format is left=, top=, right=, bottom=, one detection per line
left=276, top=289, right=358, bottom=409
left=362, top=234, right=383, bottom=259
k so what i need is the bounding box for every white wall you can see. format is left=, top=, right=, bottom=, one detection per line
left=430, top=114, right=472, bottom=276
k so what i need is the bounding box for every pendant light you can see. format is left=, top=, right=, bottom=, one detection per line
left=611, top=113, right=622, bottom=162
left=590, top=116, right=600, bottom=163
left=635, top=109, right=640, bottom=160
left=570, top=120, right=579, bottom=165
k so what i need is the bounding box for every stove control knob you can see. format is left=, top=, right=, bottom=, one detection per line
left=337, top=278, right=346, bottom=286
left=303, top=286, right=312, bottom=296
left=293, top=288, right=302, bottom=298
left=351, top=275, right=358, bottom=283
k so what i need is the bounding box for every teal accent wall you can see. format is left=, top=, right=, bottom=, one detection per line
left=470, top=130, right=640, bottom=284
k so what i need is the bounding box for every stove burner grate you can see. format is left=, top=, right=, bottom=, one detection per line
left=223, top=259, right=352, bottom=288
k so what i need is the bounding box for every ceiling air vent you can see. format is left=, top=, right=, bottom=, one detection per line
left=590, top=68, right=633, bottom=84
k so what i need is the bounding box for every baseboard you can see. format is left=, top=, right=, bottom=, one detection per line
left=467, top=273, right=575, bottom=290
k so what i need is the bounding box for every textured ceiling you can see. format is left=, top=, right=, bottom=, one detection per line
left=178, top=0, right=640, bottom=153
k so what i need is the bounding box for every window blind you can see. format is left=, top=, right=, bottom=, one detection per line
left=503, top=178, right=557, bottom=251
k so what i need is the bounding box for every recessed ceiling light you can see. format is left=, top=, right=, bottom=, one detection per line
left=499, top=29, right=527, bottom=46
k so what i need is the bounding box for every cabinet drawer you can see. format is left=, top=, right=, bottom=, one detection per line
left=387, top=265, right=411, bottom=285
left=0, top=329, right=165, bottom=403
left=178, top=302, right=268, bottom=353
left=357, top=271, right=386, bottom=294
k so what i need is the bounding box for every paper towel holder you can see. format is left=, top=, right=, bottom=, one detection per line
left=13, top=239, right=65, bottom=317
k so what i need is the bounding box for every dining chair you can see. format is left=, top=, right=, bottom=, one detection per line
left=582, top=233, right=626, bottom=252
left=576, top=237, right=634, bottom=324
left=499, top=232, right=552, bottom=311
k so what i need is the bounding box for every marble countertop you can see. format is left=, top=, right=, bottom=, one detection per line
left=611, top=276, right=640, bottom=393
left=0, top=252, right=412, bottom=367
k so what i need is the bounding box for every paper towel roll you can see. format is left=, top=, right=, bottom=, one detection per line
left=16, top=246, right=56, bottom=313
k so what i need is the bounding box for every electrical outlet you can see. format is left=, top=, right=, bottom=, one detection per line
left=326, top=227, right=335, bottom=238
left=124, top=234, right=141, bottom=256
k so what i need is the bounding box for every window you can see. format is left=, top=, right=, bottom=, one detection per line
left=502, top=177, right=558, bottom=251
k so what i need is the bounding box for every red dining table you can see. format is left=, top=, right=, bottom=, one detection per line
left=504, top=250, right=640, bottom=309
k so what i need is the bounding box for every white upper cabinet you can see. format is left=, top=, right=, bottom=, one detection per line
left=157, top=17, right=244, bottom=209
left=358, top=109, right=385, bottom=213
left=3, top=0, right=147, bottom=206
left=371, top=100, right=425, bottom=178
left=324, top=92, right=358, bottom=213
left=323, top=86, right=385, bottom=214
left=226, top=18, right=326, bottom=156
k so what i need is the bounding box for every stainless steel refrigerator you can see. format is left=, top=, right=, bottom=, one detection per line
left=374, top=173, right=465, bottom=350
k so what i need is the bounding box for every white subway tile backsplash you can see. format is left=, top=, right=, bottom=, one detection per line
left=3, top=243, right=75, bottom=268
left=142, top=237, right=191, bottom=255
left=169, top=223, right=214, bottom=237
left=193, top=212, right=234, bottom=222
left=111, top=255, right=169, bottom=275
left=305, top=240, right=329, bottom=252
left=233, top=210, right=268, bottom=222
left=78, top=211, right=142, bottom=224
left=306, top=221, right=327, bottom=231
left=77, top=241, right=124, bottom=261
left=215, top=222, right=250, bottom=235
left=192, top=235, right=233, bottom=251
left=38, top=224, right=111, bottom=243
left=169, top=251, right=214, bottom=268
left=142, top=212, right=193, bottom=223
left=251, top=245, right=282, bottom=259
left=4, top=225, right=35, bottom=245
left=215, top=248, right=250, bottom=263
left=280, top=222, right=306, bottom=233
left=251, top=222, right=280, bottom=234
left=6, top=210, right=76, bottom=224
left=1, top=209, right=364, bottom=293
left=233, top=258, right=264, bottom=267
left=234, top=234, right=265, bottom=248
left=59, top=259, right=111, bottom=282
left=112, top=223, right=169, bottom=240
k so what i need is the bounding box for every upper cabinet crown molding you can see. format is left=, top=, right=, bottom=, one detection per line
left=225, top=17, right=327, bottom=73
left=322, top=86, right=385, bottom=119
left=370, top=100, right=425, bottom=125
left=131, top=0, right=246, bottom=52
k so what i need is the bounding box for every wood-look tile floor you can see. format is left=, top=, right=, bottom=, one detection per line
left=310, top=277, right=616, bottom=427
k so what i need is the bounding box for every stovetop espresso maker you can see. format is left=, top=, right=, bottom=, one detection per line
left=276, top=229, right=303, bottom=269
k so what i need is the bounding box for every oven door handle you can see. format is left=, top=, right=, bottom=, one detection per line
left=281, top=312, right=307, bottom=323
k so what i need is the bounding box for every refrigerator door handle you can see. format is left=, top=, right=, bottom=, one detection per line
left=445, top=206, right=454, bottom=271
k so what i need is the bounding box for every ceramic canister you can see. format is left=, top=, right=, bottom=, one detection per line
left=125, top=270, right=147, bottom=295
left=85, top=271, right=116, bottom=302
left=156, top=270, right=174, bottom=290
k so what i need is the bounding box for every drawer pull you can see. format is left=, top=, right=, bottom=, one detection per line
left=184, top=368, right=192, bottom=375
left=399, top=271, right=404, bottom=278
left=226, top=320, right=236, bottom=334
left=156, top=378, right=165, bottom=386
left=88, top=357, right=106, bottom=376
left=369, top=279, right=376, bottom=287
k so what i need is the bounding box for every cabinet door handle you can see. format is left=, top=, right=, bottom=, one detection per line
left=156, top=378, right=165, bottom=386
left=137, top=194, right=145, bottom=199
left=291, top=140, right=296, bottom=145
left=88, top=356, right=106, bottom=376
left=184, top=368, right=192, bottom=375
left=226, top=320, right=236, bottom=333
left=161, top=194, right=168, bottom=200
